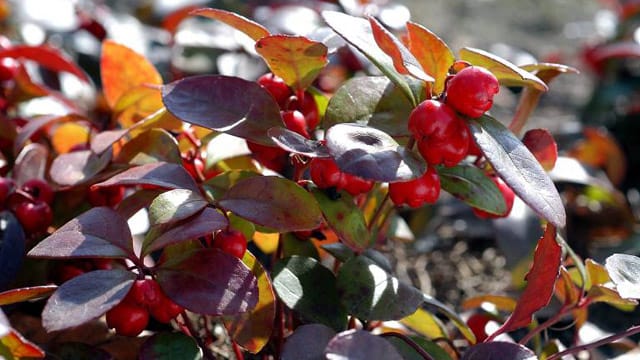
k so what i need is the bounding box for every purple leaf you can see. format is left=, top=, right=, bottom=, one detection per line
left=28, top=207, right=135, bottom=259
left=92, top=162, right=200, bottom=194
left=156, top=249, right=258, bottom=316
left=162, top=75, right=282, bottom=146
left=90, top=129, right=129, bottom=154
left=267, top=127, right=331, bottom=158
left=324, top=330, right=403, bottom=360
left=49, top=150, right=112, bottom=186
left=42, top=269, right=136, bottom=332
left=282, top=324, right=336, bottom=360
left=13, top=143, right=48, bottom=186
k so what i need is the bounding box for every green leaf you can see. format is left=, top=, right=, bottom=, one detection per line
left=312, top=188, right=369, bottom=252
left=139, top=332, right=202, bottom=360
left=337, top=255, right=423, bottom=321
left=469, top=115, right=565, bottom=227
left=438, top=164, right=506, bottom=215
left=324, top=76, right=416, bottom=137
left=148, top=189, right=208, bottom=227
left=423, top=294, right=476, bottom=344
left=387, top=336, right=453, bottom=360
left=218, top=176, right=324, bottom=232
left=272, top=256, right=347, bottom=331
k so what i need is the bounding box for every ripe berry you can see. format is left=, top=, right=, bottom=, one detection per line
left=409, top=100, right=470, bottom=167
left=290, top=93, right=320, bottom=130
left=472, top=176, right=515, bottom=219
left=0, top=58, right=18, bottom=82
left=257, top=73, right=292, bottom=108
left=88, top=186, right=125, bottom=207
left=148, top=291, right=183, bottom=324
left=56, top=263, right=86, bottom=284
left=21, top=178, right=54, bottom=205
left=212, top=229, right=247, bottom=258
left=309, top=158, right=343, bottom=190
left=389, top=167, right=441, bottom=208
left=0, top=177, right=15, bottom=208
left=340, top=173, right=374, bottom=196
left=282, top=110, right=310, bottom=138
left=445, top=66, right=499, bottom=118
left=14, top=200, right=53, bottom=234
left=128, top=279, right=162, bottom=308
left=247, top=141, right=288, bottom=173
left=106, top=301, right=149, bottom=337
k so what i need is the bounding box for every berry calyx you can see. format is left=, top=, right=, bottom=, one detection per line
left=212, top=229, right=248, bottom=258
left=471, top=176, right=515, bottom=219
left=106, top=301, right=149, bottom=337
left=21, top=178, right=54, bottom=205
left=409, top=100, right=471, bottom=167
left=14, top=200, right=53, bottom=234
left=257, top=73, right=292, bottom=108
left=445, top=66, right=499, bottom=118
left=282, top=110, right=310, bottom=138
left=389, top=167, right=441, bottom=208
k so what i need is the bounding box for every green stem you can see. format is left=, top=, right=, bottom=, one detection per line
left=547, top=325, right=640, bottom=360
left=380, top=332, right=434, bottom=360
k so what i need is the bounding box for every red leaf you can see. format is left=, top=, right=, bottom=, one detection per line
left=522, top=129, right=558, bottom=171
left=490, top=225, right=561, bottom=336
left=368, top=17, right=433, bottom=83
left=162, top=5, right=200, bottom=35
left=0, top=285, right=57, bottom=306
left=0, top=45, right=90, bottom=83
left=191, top=8, right=270, bottom=41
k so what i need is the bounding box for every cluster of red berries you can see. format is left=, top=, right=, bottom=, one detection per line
left=106, top=278, right=183, bottom=336
left=247, top=73, right=320, bottom=172
left=207, top=228, right=248, bottom=259
left=308, top=157, right=374, bottom=197
left=53, top=258, right=114, bottom=284
left=0, top=177, right=54, bottom=235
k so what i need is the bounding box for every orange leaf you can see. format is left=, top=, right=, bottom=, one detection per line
left=0, top=285, right=57, bottom=306
left=191, top=8, right=270, bottom=41
left=100, top=40, right=163, bottom=109
left=406, top=22, right=454, bottom=94
left=255, top=35, right=328, bottom=91
left=522, top=128, right=558, bottom=171
left=162, top=5, right=200, bottom=35
left=1, top=330, right=45, bottom=358
left=51, top=122, right=91, bottom=154
left=568, top=127, right=626, bottom=186
left=368, top=17, right=433, bottom=83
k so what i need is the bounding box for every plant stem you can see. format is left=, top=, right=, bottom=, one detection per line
left=547, top=324, right=640, bottom=360
left=232, top=341, right=245, bottom=360
left=380, top=332, right=434, bottom=360
left=180, top=311, right=217, bottom=360
left=518, top=305, right=572, bottom=345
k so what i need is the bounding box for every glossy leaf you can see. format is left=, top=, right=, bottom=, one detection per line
left=115, top=128, right=181, bottom=165
left=438, top=164, right=506, bottom=215
left=139, top=332, right=201, bottom=360
left=522, top=129, right=557, bottom=171
left=0, top=285, right=57, bottom=306
left=459, top=47, right=548, bottom=91
left=588, top=285, right=638, bottom=309
left=93, top=162, right=200, bottom=193
left=268, top=127, right=330, bottom=158
left=368, top=17, right=433, bottom=83
left=461, top=341, right=537, bottom=360
left=203, top=170, right=259, bottom=200
left=13, top=143, right=48, bottom=186
left=101, top=40, right=163, bottom=108
left=162, top=75, right=282, bottom=145
left=585, top=258, right=610, bottom=288
left=224, top=252, right=276, bottom=353
left=321, top=11, right=415, bottom=104
left=325, top=123, right=426, bottom=182
left=406, top=22, right=455, bottom=95
left=28, top=207, right=134, bottom=259
left=312, top=188, right=369, bottom=252
left=116, top=188, right=163, bottom=220
left=469, top=115, right=565, bottom=227
left=272, top=256, right=347, bottom=331
left=148, top=189, right=207, bottom=227
left=42, top=269, right=136, bottom=331
left=0, top=212, right=25, bottom=290
left=337, top=255, right=423, bottom=320
left=325, top=330, right=403, bottom=360
left=605, top=254, right=640, bottom=299
left=191, top=8, right=270, bottom=41
left=0, top=45, right=89, bottom=83
left=255, top=35, right=328, bottom=90
left=282, top=324, right=336, bottom=360
left=49, top=150, right=111, bottom=186
left=491, top=225, right=561, bottom=335
left=324, top=76, right=416, bottom=137
left=218, top=176, right=324, bottom=232
left=143, top=207, right=227, bottom=256
left=0, top=330, right=45, bottom=358
left=156, top=248, right=258, bottom=315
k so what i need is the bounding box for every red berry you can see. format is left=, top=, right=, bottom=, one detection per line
left=56, top=264, right=86, bottom=284
left=282, top=110, right=310, bottom=138
left=14, top=200, right=53, bottom=234
left=389, top=167, right=441, bottom=208
left=0, top=58, right=18, bottom=82
left=106, top=301, right=149, bottom=337
left=290, top=93, right=320, bottom=130
left=340, top=173, right=374, bottom=196
left=212, top=229, right=247, bottom=258
left=445, top=66, right=499, bottom=118
left=309, top=158, right=343, bottom=189
left=148, top=290, right=183, bottom=324
left=257, top=73, right=292, bottom=108
left=0, top=177, right=15, bottom=207
left=128, top=279, right=162, bottom=308
left=247, top=141, right=288, bottom=173
left=88, top=186, right=125, bottom=207
left=472, top=176, right=515, bottom=219
left=21, top=178, right=54, bottom=205
left=181, top=154, right=205, bottom=181
left=409, top=100, right=470, bottom=167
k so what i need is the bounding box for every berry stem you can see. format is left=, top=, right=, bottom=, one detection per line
left=380, top=332, right=435, bottom=360
left=508, top=87, right=543, bottom=136
left=546, top=324, right=640, bottom=360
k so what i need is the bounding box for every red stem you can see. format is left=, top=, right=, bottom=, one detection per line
left=547, top=324, right=640, bottom=360
left=518, top=304, right=573, bottom=345
left=232, top=341, right=245, bottom=360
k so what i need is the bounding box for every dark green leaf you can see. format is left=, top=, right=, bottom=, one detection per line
left=387, top=336, right=453, bottom=360
left=139, top=332, right=201, bottom=360
left=438, top=164, right=506, bottom=214
left=312, top=188, right=369, bottom=252
left=148, top=189, right=207, bottom=227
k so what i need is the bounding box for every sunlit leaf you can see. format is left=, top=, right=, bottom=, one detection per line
left=49, top=150, right=111, bottom=186
left=148, top=189, right=207, bottom=228
left=51, top=122, right=91, bottom=154
left=400, top=308, right=448, bottom=340
left=191, top=8, right=270, bottom=41
left=438, top=164, right=506, bottom=215
left=521, top=129, right=557, bottom=171
left=93, top=162, right=200, bottom=193
left=14, top=114, right=86, bottom=154
left=406, top=22, right=455, bottom=95
left=461, top=295, right=517, bottom=313
left=605, top=253, right=640, bottom=299
left=0, top=45, right=89, bottom=83
left=325, top=330, right=403, bottom=360
left=312, top=188, right=369, bottom=252
left=268, top=127, right=330, bottom=158
left=0, top=285, right=57, bottom=306
left=13, top=143, right=48, bottom=186
left=0, top=329, right=45, bottom=358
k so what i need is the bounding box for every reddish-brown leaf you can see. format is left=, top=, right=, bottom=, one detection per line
left=0, top=45, right=90, bottom=83
left=490, top=224, right=561, bottom=336
left=368, top=17, right=433, bottom=83
left=0, top=285, right=57, bottom=306
left=191, top=8, right=270, bottom=41
left=406, top=22, right=455, bottom=95
left=522, top=129, right=558, bottom=171
left=162, top=5, right=200, bottom=34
